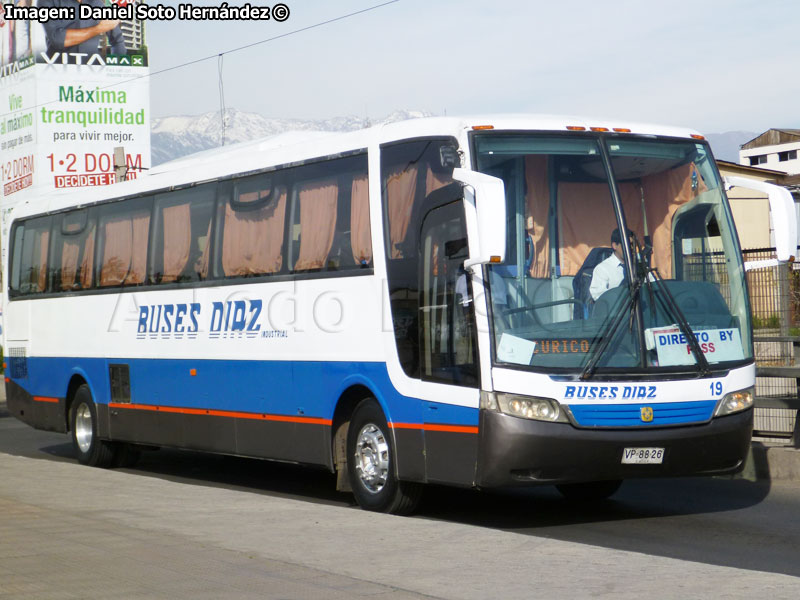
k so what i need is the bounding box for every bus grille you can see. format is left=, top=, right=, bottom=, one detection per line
left=568, top=400, right=717, bottom=428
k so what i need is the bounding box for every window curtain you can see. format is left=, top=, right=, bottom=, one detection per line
left=350, top=175, right=372, bottom=265
left=386, top=165, right=452, bottom=260
left=557, top=182, right=619, bottom=277
left=642, top=163, right=707, bottom=278
left=557, top=182, right=646, bottom=277
left=60, top=239, right=80, bottom=290
left=60, top=227, right=96, bottom=289
left=386, top=165, right=418, bottom=259
left=195, top=219, right=212, bottom=279
left=125, top=213, right=150, bottom=285
left=222, top=189, right=287, bottom=276
left=425, top=168, right=450, bottom=195
left=294, top=179, right=338, bottom=271
left=35, top=230, right=49, bottom=292
left=524, top=156, right=551, bottom=278
left=161, top=203, right=191, bottom=282
left=80, top=228, right=95, bottom=288
left=100, top=212, right=149, bottom=286
left=556, top=163, right=705, bottom=279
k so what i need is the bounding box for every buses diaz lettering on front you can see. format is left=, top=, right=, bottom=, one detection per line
left=564, top=385, right=657, bottom=400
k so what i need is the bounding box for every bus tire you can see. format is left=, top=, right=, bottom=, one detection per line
left=347, top=399, right=422, bottom=515
left=556, top=479, right=622, bottom=501
left=70, top=384, right=117, bottom=468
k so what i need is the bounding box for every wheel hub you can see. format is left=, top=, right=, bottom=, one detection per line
left=74, top=402, right=93, bottom=454
left=354, top=423, right=389, bottom=493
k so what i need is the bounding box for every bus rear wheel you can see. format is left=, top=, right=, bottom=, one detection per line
left=556, top=480, right=623, bottom=501
left=70, top=384, right=117, bottom=468
left=346, top=399, right=422, bottom=515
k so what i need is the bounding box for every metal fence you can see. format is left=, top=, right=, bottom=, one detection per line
left=658, top=247, right=799, bottom=441
left=743, top=247, right=799, bottom=444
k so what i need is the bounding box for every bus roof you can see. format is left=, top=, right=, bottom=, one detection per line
left=12, top=115, right=705, bottom=219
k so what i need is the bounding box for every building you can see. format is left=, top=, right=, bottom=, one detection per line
left=739, top=129, right=800, bottom=175
left=119, top=18, right=146, bottom=53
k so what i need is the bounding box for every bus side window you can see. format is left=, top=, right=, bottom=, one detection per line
left=50, top=209, right=96, bottom=291
left=217, top=174, right=287, bottom=278
left=288, top=155, right=370, bottom=273
left=152, top=184, right=216, bottom=284
left=289, top=177, right=340, bottom=272
left=14, top=216, right=52, bottom=295
left=381, top=138, right=458, bottom=378
left=9, top=224, right=25, bottom=294
left=96, top=198, right=152, bottom=288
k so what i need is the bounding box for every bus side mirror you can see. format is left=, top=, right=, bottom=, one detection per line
left=451, top=169, right=507, bottom=269
left=724, top=176, right=797, bottom=268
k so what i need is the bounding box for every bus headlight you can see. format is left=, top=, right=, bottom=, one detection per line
left=714, top=387, right=754, bottom=417
left=481, top=392, right=569, bottom=423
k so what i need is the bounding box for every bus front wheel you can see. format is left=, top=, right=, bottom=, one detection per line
left=346, top=399, right=422, bottom=515
left=70, top=384, right=117, bottom=468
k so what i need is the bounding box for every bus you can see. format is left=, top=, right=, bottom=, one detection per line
left=4, top=116, right=795, bottom=514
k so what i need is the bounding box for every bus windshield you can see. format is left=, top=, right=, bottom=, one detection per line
left=474, top=134, right=752, bottom=375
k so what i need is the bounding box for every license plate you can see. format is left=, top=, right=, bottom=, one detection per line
left=622, top=447, right=665, bottom=464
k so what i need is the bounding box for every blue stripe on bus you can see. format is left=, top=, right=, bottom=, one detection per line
left=13, top=357, right=480, bottom=428
left=568, top=400, right=717, bottom=427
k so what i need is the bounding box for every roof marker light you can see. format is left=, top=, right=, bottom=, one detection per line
left=691, top=134, right=705, bottom=140
left=566, top=126, right=586, bottom=131
left=472, top=125, right=494, bottom=130
left=613, top=128, right=632, bottom=133
left=590, top=127, right=609, bottom=132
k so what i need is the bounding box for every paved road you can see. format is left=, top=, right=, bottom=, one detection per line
left=1, top=403, right=800, bottom=598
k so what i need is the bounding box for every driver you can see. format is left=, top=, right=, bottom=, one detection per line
left=589, top=228, right=632, bottom=301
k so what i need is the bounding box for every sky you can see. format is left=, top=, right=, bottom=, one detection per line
left=146, top=0, right=800, bottom=134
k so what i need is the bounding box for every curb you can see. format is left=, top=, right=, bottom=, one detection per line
left=743, top=442, right=800, bottom=482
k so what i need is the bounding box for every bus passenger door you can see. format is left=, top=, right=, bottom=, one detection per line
left=418, top=200, right=480, bottom=484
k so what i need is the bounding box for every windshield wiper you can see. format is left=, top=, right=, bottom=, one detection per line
left=579, top=277, right=642, bottom=381
left=580, top=235, right=711, bottom=380
left=633, top=234, right=711, bottom=377
left=645, top=267, right=711, bottom=377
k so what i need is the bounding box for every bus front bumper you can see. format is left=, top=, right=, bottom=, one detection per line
left=476, top=408, right=753, bottom=488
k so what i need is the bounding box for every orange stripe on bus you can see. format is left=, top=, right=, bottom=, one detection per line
left=33, top=396, right=60, bottom=404
left=108, top=403, right=331, bottom=426
left=390, top=422, right=479, bottom=434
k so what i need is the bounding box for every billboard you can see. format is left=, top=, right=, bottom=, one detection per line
left=1, top=0, right=150, bottom=219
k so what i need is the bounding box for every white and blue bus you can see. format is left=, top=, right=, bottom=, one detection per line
left=4, top=116, right=795, bottom=513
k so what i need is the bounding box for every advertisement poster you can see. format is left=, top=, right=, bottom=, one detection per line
left=1, top=0, right=150, bottom=217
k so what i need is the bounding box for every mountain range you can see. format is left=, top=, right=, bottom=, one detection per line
left=150, top=109, right=432, bottom=165
left=704, top=131, right=757, bottom=164
left=150, top=109, right=756, bottom=166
